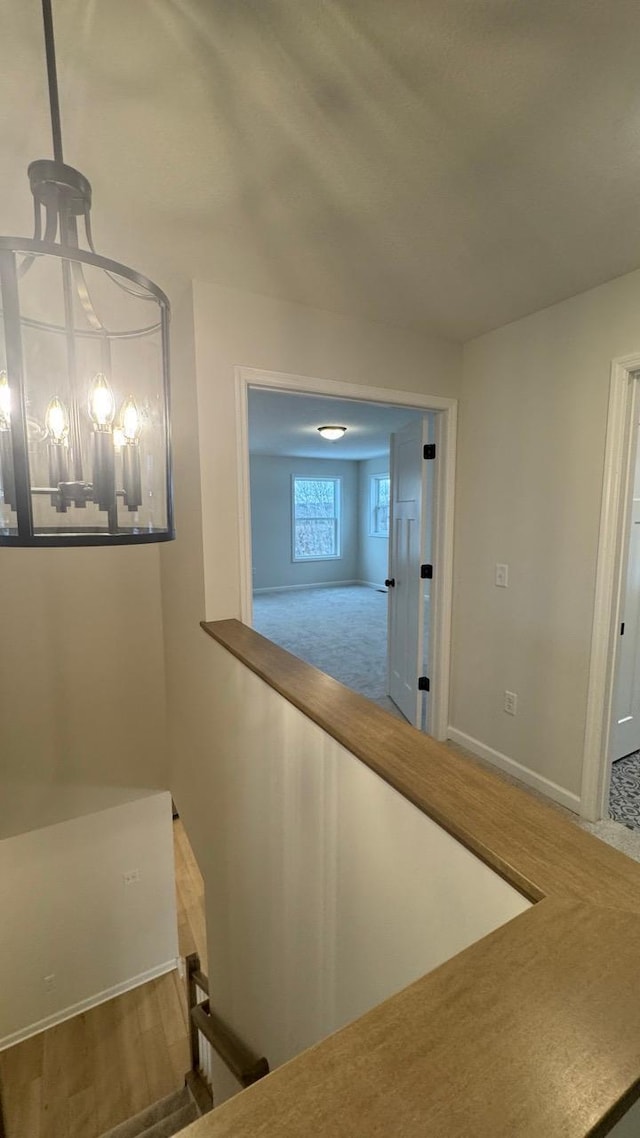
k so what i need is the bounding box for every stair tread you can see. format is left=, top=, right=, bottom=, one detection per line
left=139, top=1100, right=200, bottom=1138
left=99, top=1086, right=194, bottom=1138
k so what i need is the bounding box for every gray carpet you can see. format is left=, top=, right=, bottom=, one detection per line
left=253, top=585, right=405, bottom=719
left=100, top=1086, right=199, bottom=1138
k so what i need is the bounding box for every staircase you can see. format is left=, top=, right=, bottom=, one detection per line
left=96, top=952, right=269, bottom=1138
left=100, top=1084, right=201, bottom=1138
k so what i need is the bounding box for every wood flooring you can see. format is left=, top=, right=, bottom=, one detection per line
left=174, top=817, right=207, bottom=967
left=0, top=818, right=207, bottom=1138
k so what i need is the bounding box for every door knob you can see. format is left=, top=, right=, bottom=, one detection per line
left=385, top=578, right=395, bottom=587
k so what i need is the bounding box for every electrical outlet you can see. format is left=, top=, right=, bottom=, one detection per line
left=44, top=973, right=56, bottom=992
left=504, top=690, right=517, bottom=716
left=123, top=868, right=141, bottom=886
left=495, top=563, right=509, bottom=587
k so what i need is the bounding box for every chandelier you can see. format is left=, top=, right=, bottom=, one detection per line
left=0, top=0, right=173, bottom=545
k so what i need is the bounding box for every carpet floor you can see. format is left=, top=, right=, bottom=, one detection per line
left=252, top=585, right=405, bottom=719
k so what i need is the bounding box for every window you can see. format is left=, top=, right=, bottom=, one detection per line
left=369, top=473, right=390, bottom=537
left=292, top=476, right=341, bottom=560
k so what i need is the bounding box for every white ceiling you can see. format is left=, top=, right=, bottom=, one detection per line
left=3, top=1, right=640, bottom=340
left=248, top=389, right=425, bottom=460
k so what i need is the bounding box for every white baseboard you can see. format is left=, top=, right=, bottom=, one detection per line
left=447, top=727, right=581, bottom=814
left=254, top=580, right=359, bottom=594
left=355, top=580, right=388, bottom=591
left=0, top=958, right=180, bottom=1052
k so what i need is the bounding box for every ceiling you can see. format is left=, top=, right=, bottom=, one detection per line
left=248, top=388, right=425, bottom=460
left=3, top=1, right=640, bottom=341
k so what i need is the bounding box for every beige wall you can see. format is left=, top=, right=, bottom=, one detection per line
left=451, top=266, right=640, bottom=805
left=0, top=199, right=182, bottom=838
left=0, top=543, right=168, bottom=836
left=193, top=282, right=461, bottom=621
left=160, top=279, right=461, bottom=916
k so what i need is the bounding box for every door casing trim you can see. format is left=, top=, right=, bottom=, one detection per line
left=235, top=366, right=457, bottom=742
left=582, top=354, right=640, bottom=819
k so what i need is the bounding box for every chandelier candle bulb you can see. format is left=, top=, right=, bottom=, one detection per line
left=45, top=397, right=69, bottom=444
left=121, top=396, right=141, bottom=443
left=88, top=373, right=115, bottom=431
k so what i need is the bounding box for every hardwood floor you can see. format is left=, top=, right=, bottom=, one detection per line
left=0, top=818, right=207, bottom=1138
left=174, top=818, right=208, bottom=966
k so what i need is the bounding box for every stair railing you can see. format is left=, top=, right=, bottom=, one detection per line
left=186, top=953, right=270, bottom=1093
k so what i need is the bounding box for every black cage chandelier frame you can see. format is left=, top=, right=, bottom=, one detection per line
left=0, top=0, right=174, bottom=546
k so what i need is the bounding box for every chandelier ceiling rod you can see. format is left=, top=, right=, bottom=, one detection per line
left=41, top=0, right=64, bottom=166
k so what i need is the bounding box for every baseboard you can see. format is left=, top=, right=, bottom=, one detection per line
left=447, top=727, right=581, bottom=814
left=254, top=580, right=360, bottom=594
left=0, top=957, right=180, bottom=1052
left=355, top=580, right=387, bottom=591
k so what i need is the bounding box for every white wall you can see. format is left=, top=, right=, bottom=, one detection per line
left=0, top=791, right=178, bottom=1048
left=357, top=455, right=390, bottom=587
left=250, top=455, right=358, bottom=590
left=189, top=637, right=529, bottom=1103
left=451, top=266, right=640, bottom=808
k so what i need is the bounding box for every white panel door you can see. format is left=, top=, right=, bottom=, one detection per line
left=387, top=418, right=429, bottom=725
left=611, top=430, right=640, bottom=761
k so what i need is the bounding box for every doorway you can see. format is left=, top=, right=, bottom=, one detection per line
left=235, top=367, right=456, bottom=741
left=247, top=392, right=431, bottom=723
left=582, top=359, right=640, bottom=821
left=608, top=410, right=640, bottom=827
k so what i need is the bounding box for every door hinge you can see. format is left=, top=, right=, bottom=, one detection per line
left=423, top=443, right=436, bottom=460
left=421, top=564, right=433, bottom=579
left=418, top=676, right=430, bottom=692
left=621, top=622, right=625, bottom=636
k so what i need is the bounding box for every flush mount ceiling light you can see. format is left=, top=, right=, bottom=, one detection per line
left=0, top=0, right=173, bottom=546
left=317, top=426, right=347, bottom=441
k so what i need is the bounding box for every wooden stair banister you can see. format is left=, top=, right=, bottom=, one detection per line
left=186, top=953, right=269, bottom=1092
left=191, top=1001, right=270, bottom=1089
